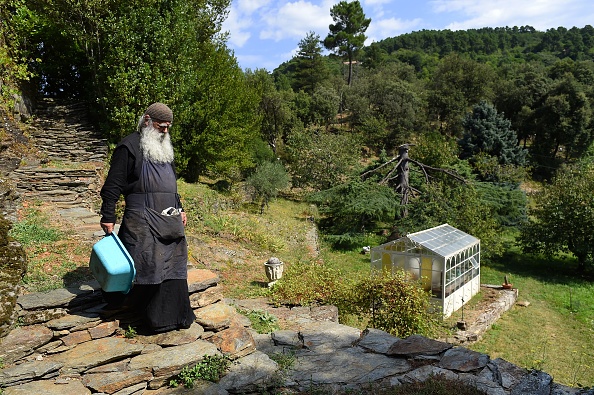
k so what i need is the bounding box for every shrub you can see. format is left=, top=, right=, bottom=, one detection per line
left=270, top=260, right=346, bottom=306
left=336, top=270, right=440, bottom=338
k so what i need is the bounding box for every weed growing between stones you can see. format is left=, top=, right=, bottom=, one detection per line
left=124, top=325, right=137, bottom=338
left=170, top=355, right=232, bottom=388
left=238, top=309, right=280, bottom=333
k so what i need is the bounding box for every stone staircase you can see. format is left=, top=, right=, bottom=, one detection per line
left=9, top=98, right=108, bottom=210
left=8, top=98, right=108, bottom=239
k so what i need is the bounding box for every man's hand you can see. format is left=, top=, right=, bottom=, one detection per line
left=101, top=222, right=115, bottom=234
left=181, top=212, right=187, bottom=226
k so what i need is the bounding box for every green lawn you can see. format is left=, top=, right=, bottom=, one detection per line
left=470, top=249, right=594, bottom=388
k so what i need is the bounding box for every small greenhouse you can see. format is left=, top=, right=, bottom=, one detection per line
left=370, top=224, right=480, bottom=319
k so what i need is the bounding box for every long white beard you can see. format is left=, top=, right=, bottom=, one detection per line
left=140, top=125, right=174, bottom=163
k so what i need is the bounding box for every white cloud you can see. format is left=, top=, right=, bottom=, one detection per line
left=222, top=6, right=253, bottom=47
left=429, top=0, right=594, bottom=31
left=259, top=0, right=334, bottom=42
left=366, top=17, right=423, bottom=44
left=236, top=0, right=271, bottom=14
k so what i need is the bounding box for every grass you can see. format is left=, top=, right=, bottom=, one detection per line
left=468, top=246, right=594, bottom=388
left=9, top=180, right=594, bottom=388
left=9, top=203, right=94, bottom=292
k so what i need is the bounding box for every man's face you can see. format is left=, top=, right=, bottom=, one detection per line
left=146, top=116, right=172, bottom=133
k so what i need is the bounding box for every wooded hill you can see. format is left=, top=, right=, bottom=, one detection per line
left=2, top=0, right=594, bottom=270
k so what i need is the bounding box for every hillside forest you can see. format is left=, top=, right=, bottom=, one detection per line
left=2, top=0, right=594, bottom=272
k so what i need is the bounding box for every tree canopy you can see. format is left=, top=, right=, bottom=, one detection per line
left=323, top=0, right=370, bottom=86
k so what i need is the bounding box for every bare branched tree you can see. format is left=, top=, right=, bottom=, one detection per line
left=361, top=144, right=466, bottom=219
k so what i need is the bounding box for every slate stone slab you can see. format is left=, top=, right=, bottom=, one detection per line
left=50, top=337, right=144, bottom=374
left=128, top=340, right=220, bottom=377
left=289, top=347, right=411, bottom=386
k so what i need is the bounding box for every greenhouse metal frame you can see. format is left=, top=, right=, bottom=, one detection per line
left=370, top=223, right=480, bottom=318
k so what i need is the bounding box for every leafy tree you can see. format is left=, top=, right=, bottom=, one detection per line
left=427, top=53, right=496, bottom=136
left=284, top=126, right=361, bottom=190
left=493, top=62, right=551, bottom=147
left=323, top=0, right=370, bottom=86
left=246, top=69, right=292, bottom=155
left=245, top=161, right=290, bottom=214
left=294, top=31, right=328, bottom=93
left=0, top=0, right=35, bottom=105
left=20, top=0, right=260, bottom=182
left=311, top=85, right=340, bottom=128
left=529, top=72, right=593, bottom=178
left=459, top=100, right=527, bottom=166
left=519, top=162, right=594, bottom=272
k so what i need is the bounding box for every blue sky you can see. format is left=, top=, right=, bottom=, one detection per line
left=222, top=0, right=594, bottom=71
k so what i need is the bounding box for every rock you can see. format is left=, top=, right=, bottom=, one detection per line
left=218, top=351, right=278, bottom=393
left=297, top=321, right=361, bottom=352
left=187, top=269, right=219, bottom=293
left=511, top=370, right=553, bottom=395
left=387, top=334, right=453, bottom=357
left=51, top=337, right=145, bottom=374
left=208, top=325, right=256, bottom=359
left=439, top=347, right=490, bottom=372
left=3, top=378, right=91, bottom=395
left=0, top=360, right=63, bottom=387
left=82, top=369, right=153, bottom=394
left=401, top=364, right=459, bottom=384
left=140, top=322, right=204, bottom=347
left=353, top=328, right=399, bottom=354
left=189, top=284, right=223, bottom=308
left=290, top=347, right=410, bottom=388
left=128, top=340, right=220, bottom=377
left=194, top=302, right=237, bottom=331
left=0, top=324, right=53, bottom=364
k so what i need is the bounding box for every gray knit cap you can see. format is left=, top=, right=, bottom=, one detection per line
left=144, top=102, right=173, bottom=122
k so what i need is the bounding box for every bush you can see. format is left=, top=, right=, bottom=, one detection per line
left=270, top=260, right=346, bottom=306
left=336, top=270, right=439, bottom=338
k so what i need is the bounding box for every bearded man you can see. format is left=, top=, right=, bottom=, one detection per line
left=99, top=102, right=195, bottom=333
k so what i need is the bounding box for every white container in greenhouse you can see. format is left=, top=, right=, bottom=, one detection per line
left=370, top=223, right=480, bottom=319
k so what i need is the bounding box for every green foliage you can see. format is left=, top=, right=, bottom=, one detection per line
left=124, top=325, right=137, bottom=339
left=474, top=182, right=527, bottom=227
left=519, top=161, right=594, bottom=271
left=245, top=161, right=290, bottom=213
left=9, top=208, right=62, bottom=246
left=237, top=309, right=280, bottom=334
left=530, top=71, right=593, bottom=177
left=311, top=85, right=340, bottom=127
left=309, top=180, right=397, bottom=249
left=427, top=53, right=496, bottom=136
left=336, top=270, right=439, bottom=338
left=173, top=355, right=231, bottom=388
left=269, top=350, right=296, bottom=371
left=0, top=0, right=36, bottom=106
left=323, top=0, right=370, bottom=85
left=459, top=100, right=527, bottom=166
left=271, top=261, right=346, bottom=306
left=284, top=127, right=361, bottom=190
left=294, top=31, right=329, bottom=93
left=412, top=131, right=459, bottom=168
